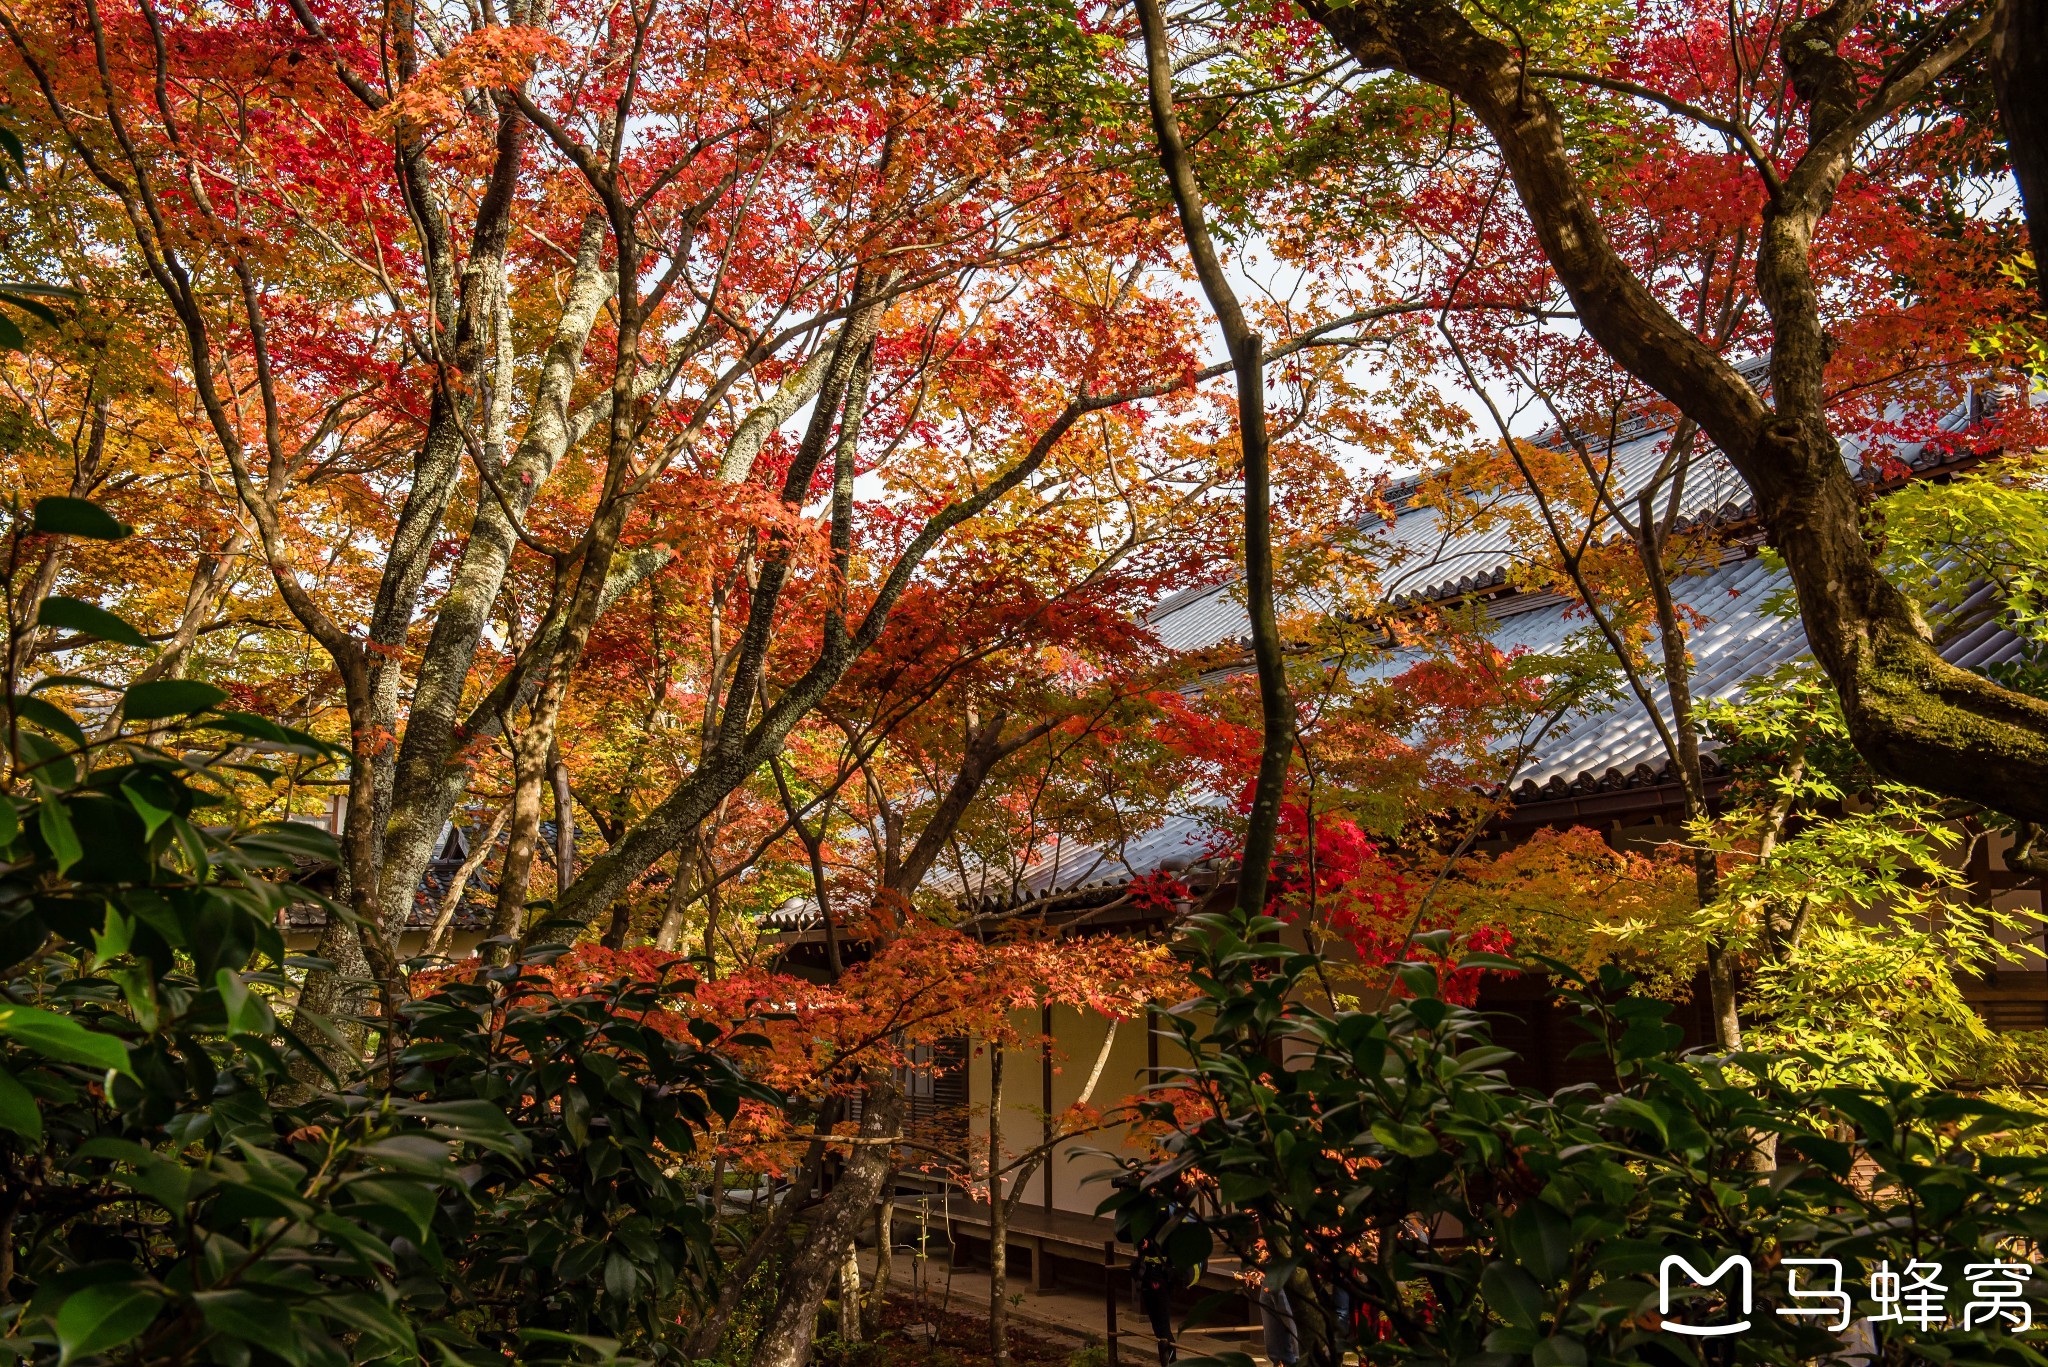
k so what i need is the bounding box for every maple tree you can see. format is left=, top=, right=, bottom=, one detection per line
left=1687, top=659, right=2048, bottom=1096
left=536, top=919, right=1186, bottom=1367
left=0, top=482, right=1199, bottom=1366
left=1182, top=0, right=2048, bottom=819
left=1126, top=0, right=2040, bottom=1039
left=370, top=396, right=1231, bottom=1362
left=2, top=0, right=2045, bottom=1357
left=0, top=0, right=1239, bottom=1043
left=1402, top=380, right=1759, bottom=1037
left=1349, top=443, right=2048, bottom=1060
left=1408, top=416, right=2048, bottom=1046
left=1145, top=584, right=1620, bottom=1009
left=705, top=546, right=1208, bottom=1365
left=0, top=496, right=775, bottom=1367
left=0, top=14, right=1473, bottom=1354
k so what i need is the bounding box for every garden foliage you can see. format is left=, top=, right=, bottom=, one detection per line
left=1112, top=910, right=2048, bottom=1367
left=0, top=499, right=766, bottom=1365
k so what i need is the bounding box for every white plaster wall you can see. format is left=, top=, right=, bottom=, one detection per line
left=965, top=1003, right=1190, bottom=1218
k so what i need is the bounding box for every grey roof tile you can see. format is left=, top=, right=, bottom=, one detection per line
left=979, top=386, right=2026, bottom=907
left=1144, top=382, right=1987, bottom=656
left=779, top=382, right=2025, bottom=922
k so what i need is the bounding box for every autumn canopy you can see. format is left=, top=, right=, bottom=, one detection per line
left=0, top=0, right=2043, bottom=1359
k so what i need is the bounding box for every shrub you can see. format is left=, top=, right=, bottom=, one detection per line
left=0, top=497, right=769, bottom=1365
left=1109, top=913, right=2048, bottom=1367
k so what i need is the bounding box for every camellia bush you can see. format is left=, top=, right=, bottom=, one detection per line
left=1110, top=911, right=2048, bottom=1367
left=0, top=497, right=770, bottom=1366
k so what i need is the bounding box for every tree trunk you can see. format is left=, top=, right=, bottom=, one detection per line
left=988, top=1043, right=1010, bottom=1367
left=600, top=896, right=635, bottom=951
left=1633, top=499, right=1740, bottom=1050
left=839, top=1240, right=864, bottom=1341
left=1286, top=1266, right=1340, bottom=1367
left=423, top=803, right=509, bottom=958
left=863, top=1177, right=895, bottom=1339
left=1992, top=0, right=2048, bottom=313
left=295, top=912, right=374, bottom=1065
left=372, top=544, right=665, bottom=948
left=747, top=1080, right=905, bottom=1367
left=372, top=212, right=614, bottom=942
left=488, top=723, right=553, bottom=961
left=551, top=743, right=576, bottom=895
left=9, top=396, right=107, bottom=679
left=1136, top=0, right=1293, bottom=913
left=701, top=872, right=726, bottom=975
left=1297, top=0, right=2048, bottom=824
left=1703, top=946, right=1743, bottom=1052
left=685, top=1098, right=844, bottom=1359
left=654, top=843, right=698, bottom=952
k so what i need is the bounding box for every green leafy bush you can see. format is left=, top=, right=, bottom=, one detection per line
left=397, top=961, right=772, bottom=1352
left=1110, top=912, right=2048, bottom=1367
left=0, top=497, right=769, bottom=1365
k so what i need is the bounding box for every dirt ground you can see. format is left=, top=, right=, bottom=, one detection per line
left=812, top=1298, right=1095, bottom=1367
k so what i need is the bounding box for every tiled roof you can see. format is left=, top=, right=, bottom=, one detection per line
left=933, top=560, right=2024, bottom=916
left=1149, top=376, right=1986, bottom=654
left=1436, top=554, right=2021, bottom=802
left=759, top=895, right=825, bottom=931
left=283, top=819, right=566, bottom=931
left=926, top=802, right=1233, bottom=912
left=922, top=382, right=2024, bottom=913
left=752, top=377, right=2029, bottom=928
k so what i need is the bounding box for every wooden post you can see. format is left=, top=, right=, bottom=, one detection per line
left=1041, top=1002, right=1055, bottom=1214
left=990, top=1044, right=1009, bottom=1366
left=1104, top=1240, right=1119, bottom=1367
